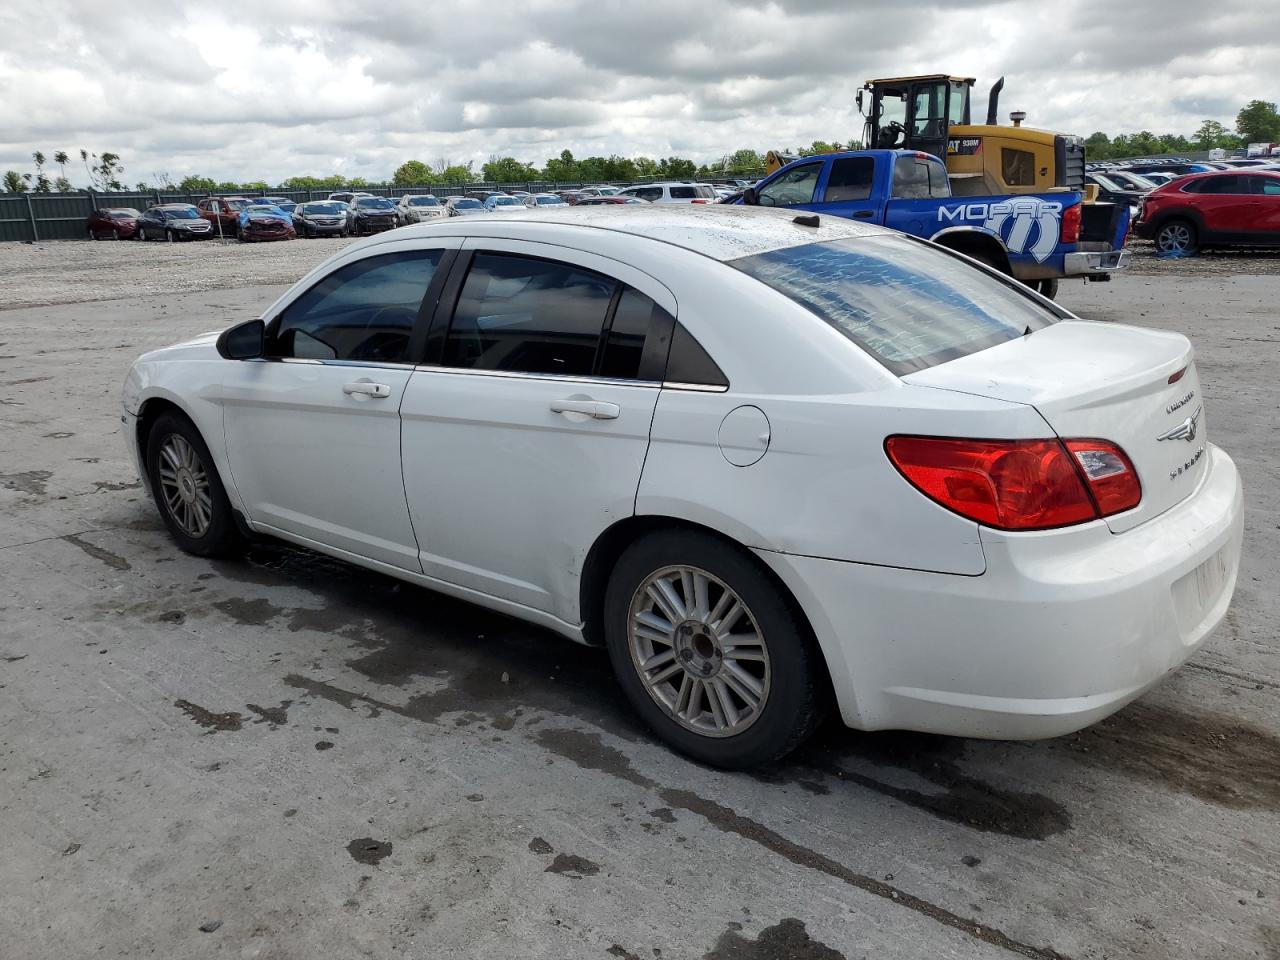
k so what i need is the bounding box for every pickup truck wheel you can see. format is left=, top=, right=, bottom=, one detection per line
left=1156, top=219, right=1198, bottom=255
left=1034, top=279, right=1059, bottom=299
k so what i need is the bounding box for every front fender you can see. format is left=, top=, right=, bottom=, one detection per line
left=129, top=372, right=245, bottom=516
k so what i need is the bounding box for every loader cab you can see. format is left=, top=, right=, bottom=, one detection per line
left=859, top=75, right=973, bottom=163
left=858, top=73, right=1085, bottom=196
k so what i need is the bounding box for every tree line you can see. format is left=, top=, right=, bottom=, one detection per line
left=1084, top=100, right=1280, bottom=160
left=5, top=100, right=1276, bottom=194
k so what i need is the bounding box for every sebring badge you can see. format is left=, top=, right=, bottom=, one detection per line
left=1157, top=406, right=1202, bottom=443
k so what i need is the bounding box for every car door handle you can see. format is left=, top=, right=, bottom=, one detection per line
left=343, top=380, right=391, bottom=399
left=852, top=210, right=874, bottom=218
left=550, top=397, right=620, bottom=420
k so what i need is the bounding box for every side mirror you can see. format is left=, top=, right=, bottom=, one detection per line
left=855, top=89, right=864, bottom=113
left=216, top=318, right=265, bottom=360
left=743, top=186, right=759, bottom=206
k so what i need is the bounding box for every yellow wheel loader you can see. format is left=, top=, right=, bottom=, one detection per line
left=855, top=75, right=1087, bottom=197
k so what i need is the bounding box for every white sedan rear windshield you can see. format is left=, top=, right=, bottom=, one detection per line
left=731, top=235, right=1058, bottom=375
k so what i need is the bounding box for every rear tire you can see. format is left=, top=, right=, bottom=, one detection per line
left=1155, top=218, right=1198, bottom=255
left=165, top=229, right=175, bottom=243
left=145, top=411, right=243, bottom=559
left=1034, top=278, right=1059, bottom=300
left=603, top=529, right=827, bottom=768
left=89, top=227, right=99, bottom=240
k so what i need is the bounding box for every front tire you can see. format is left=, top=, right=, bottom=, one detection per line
left=603, top=530, right=826, bottom=768
left=1156, top=218, right=1198, bottom=255
left=145, top=412, right=243, bottom=558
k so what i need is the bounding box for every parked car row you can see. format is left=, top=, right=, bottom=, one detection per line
left=84, top=179, right=760, bottom=243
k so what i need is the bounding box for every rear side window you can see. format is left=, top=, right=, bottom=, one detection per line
left=891, top=156, right=949, bottom=198
left=669, top=186, right=696, bottom=199
left=666, top=323, right=727, bottom=388
left=1195, top=176, right=1246, bottom=194
left=823, top=157, right=874, bottom=202
left=271, top=251, right=442, bottom=363
left=443, top=254, right=616, bottom=376
left=1254, top=177, right=1280, bottom=196
left=731, top=235, right=1057, bottom=376
left=598, top=288, right=655, bottom=379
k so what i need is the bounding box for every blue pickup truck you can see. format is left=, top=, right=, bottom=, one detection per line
left=732, top=150, right=1130, bottom=298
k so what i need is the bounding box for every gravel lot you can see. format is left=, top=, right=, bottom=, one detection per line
left=2, top=235, right=1279, bottom=313
left=0, top=236, right=355, bottom=312
left=0, top=241, right=1277, bottom=960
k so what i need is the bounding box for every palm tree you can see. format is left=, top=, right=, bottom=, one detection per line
left=54, top=151, right=69, bottom=183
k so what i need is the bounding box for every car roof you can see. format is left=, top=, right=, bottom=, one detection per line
left=384, top=204, right=886, bottom=262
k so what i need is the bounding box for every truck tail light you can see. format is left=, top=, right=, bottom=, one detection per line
left=1060, top=203, right=1081, bottom=244
left=884, top=436, right=1140, bottom=531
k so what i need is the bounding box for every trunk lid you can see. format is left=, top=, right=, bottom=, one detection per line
left=904, top=320, right=1206, bottom=533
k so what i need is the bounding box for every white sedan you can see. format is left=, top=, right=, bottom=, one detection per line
left=121, top=206, right=1243, bottom=768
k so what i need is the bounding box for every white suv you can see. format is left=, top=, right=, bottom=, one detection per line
left=618, top=182, right=718, bottom=204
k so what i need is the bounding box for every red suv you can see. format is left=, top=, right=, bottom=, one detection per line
left=196, top=196, right=253, bottom=237
left=1135, top=170, right=1280, bottom=254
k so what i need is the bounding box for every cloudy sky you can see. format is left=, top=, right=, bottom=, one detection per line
left=0, top=0, right=1274, bottom=185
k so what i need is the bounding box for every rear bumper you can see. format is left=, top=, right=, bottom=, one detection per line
left=1062, top=248, right=1130, bottom=276
left=756, top=443, right=1243, bottom=739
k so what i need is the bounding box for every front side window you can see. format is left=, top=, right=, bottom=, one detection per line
left=756, top=163, right=821, bottom=206
left=443, top=254, right=616, bottom=376
left=731, top=235, right=1058, bottom=376
left=892, top=156, right=949, bottom=199
left=270, top=250, right=442, bottom=363
left=823, top=157, right=874, bottom=202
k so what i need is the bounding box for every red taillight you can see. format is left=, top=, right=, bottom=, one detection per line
left=1060, top=203, right=1081, bottom=244
left=690, top=199, right=709, bottom=204
left=885, top=436, right=1140, bottom=531
left=1167, top=366, right=1186, bottom=384
left=1063, top=439, right=1142, bottom=516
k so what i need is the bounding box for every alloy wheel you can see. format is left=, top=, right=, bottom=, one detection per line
left=156, top=434, right=212, bottom=537
left=627, top=565, right=771, bottom=737
left=1157, top=222, right=1193, bottom=253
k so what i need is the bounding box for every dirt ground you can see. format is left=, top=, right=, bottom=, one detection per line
left=0, top=240, right=1276, bottom=960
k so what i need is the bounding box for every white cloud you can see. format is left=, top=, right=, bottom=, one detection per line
left=0, top=0, right=1274, bottom=184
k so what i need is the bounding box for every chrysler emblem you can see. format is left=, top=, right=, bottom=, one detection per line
left=1157, top=406, right=1201, bottom=443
